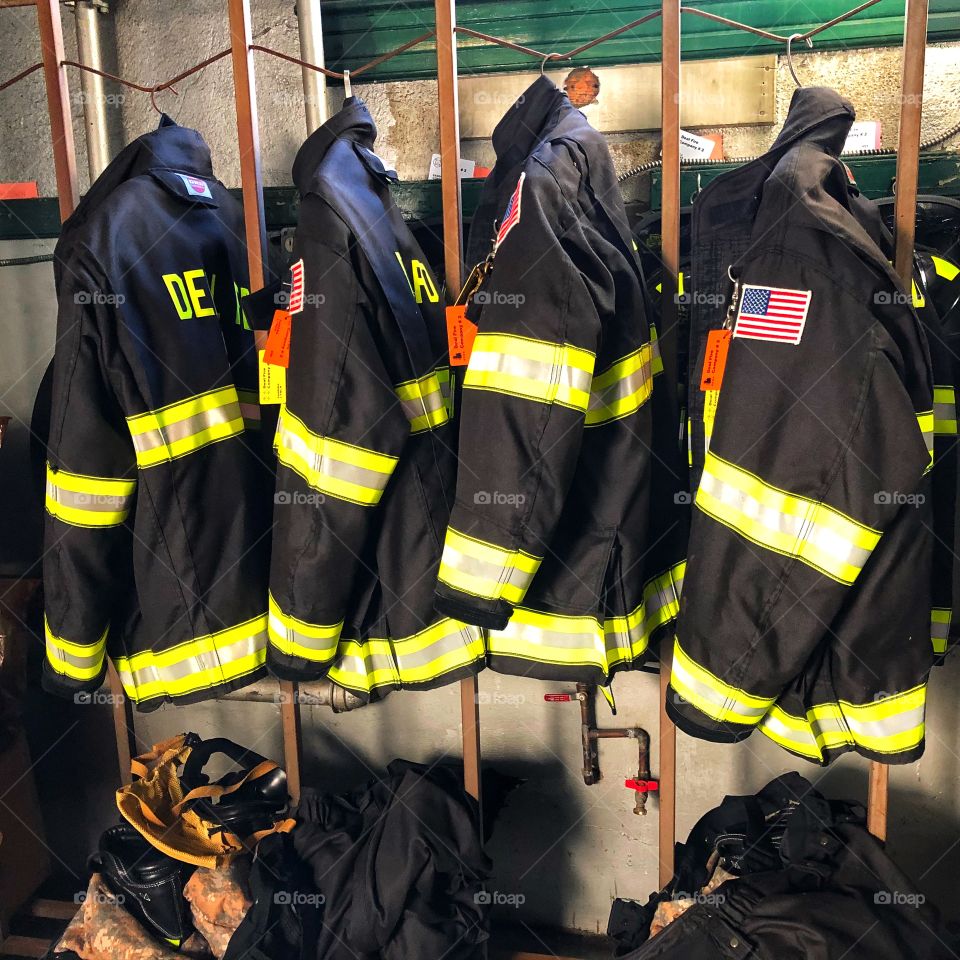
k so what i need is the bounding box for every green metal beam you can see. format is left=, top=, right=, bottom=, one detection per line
left=318, top=0, right=960, bottom=82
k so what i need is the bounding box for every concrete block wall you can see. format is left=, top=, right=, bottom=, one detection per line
left=2, top=2, right=960, bottom=936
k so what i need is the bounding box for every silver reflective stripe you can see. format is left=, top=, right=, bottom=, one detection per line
left=844, top=706, right=925, bottom=739
left=268, top=610, right=340, bottom=655
left=399, top=392, right=444, bottom=422
left=278, top=423, right=392, bottom=493
left=588, top=353, right=653, bottom=413
left=131, top=401, right=241, bottom=454
left=336, top=646, right=395, bottom=679
left=443, top=549, right=537, bottom=595
left=501, top=618, right=602, bottom=651
left=468, top=351, right=594, bottom=396
left=670, top=653, right=770, bottom=721
left=45, top=483, right=129, bottom=513
left=697, top=470, right=874, bottom=572
left=47, top=642, right=103, bottom=672
left=116, top=623, right=267, bottom=691
left=394, top=624, right=479, bottom=672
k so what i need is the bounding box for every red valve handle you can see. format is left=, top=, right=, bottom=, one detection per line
left=625, top=778, right=659, bottom=793
left=544, top=693, right=573, bottom=702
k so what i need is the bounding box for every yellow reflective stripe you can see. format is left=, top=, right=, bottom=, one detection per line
left=696, top=451, right=880, bottom=585
left=670, top=638, right=775, bottom=725
left=439, top=527, right=542, bottom=604
left=932, top=255, right=960, bottom=281
left=932, top=607, right=950, bottom=654
left=45, top=464, right=136, bottom=528
left=585, top=342, right=654, bottom=426
left=267, top=592, right=342, bottom=663
left=650, top=324, right=664, bottom=375
left=917, top=409, right=934, bottom=467
left=934, top=387, right=957, bottom=436
left=114, top=614, right=267, bottom=702
left=275, top=406, right=398, bottom=506
left=436, top=367, right=454, bottom=418
left=395, top=369, right=450, bottom=433
left=488, top=560, right=686, bottom=671
left=44, top=618, right=107, bottom=681
left=328, top=619, right=486, bottom=692
left=464, top=333, right=595, bottom=412
left=758, top=686, right=926, bottom=760
left=127, top=386, right=245, bottom=467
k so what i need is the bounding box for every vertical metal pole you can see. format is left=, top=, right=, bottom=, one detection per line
left=39, top=0, right=135, bottom=785
left=75, top=0, right=111, bottom=180
left=227, top=0, right=303, bottom=801
left=868, top=0, right=928, bottom=842
left=658, top=0, right=681, bottom=889
left=296, top=0, right=329, bottom=133
left=36, top=0, right=79, bottom=219
left=434, top=0, right=480, bottom=803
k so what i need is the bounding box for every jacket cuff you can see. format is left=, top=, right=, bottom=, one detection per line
left=42, top=662, right=107, bottom=702
left=434, top=590, right=512, bottom=631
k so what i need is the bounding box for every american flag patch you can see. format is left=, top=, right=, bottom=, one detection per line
left=733, top=284, right=811, bottom=345
left=495, top=173, right=525, bottom=249
left=288, top=259, right=305, bottom=314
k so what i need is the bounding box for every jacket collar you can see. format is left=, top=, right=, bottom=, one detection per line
left=58, top=117, right=214, bottom=256
left=490, top=76, right=569, bottom=175
left=292, top=97, right=379, bottom=192
left=770, top=86, right=855, bottom=157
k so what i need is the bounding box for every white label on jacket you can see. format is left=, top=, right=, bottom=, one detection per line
left=178, top=174, right=212, bottom=199
left=733, top=284, right=811, bottom=345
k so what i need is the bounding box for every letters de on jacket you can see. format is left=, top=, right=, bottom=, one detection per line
left=733, top=284, right=811, bottom=345
left=495, top=172, right=525, bottom=250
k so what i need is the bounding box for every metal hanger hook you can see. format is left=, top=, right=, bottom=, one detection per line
left=785, top=33, right=813, bottom=88
left=540, top=52, right=561, bottom=76
left=343, top=68, right=352, bottom=98
left=149, top=83, right=178, bottom=116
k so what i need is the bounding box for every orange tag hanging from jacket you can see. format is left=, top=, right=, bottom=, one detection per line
left=700, top=329, right=731, bottom=391
left=447, top=305, right=478, bottom=366
left=263, top=310, right=292, bottom=368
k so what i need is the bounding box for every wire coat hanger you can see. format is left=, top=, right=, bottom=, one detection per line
left=785, top=33, right=814, bottom=88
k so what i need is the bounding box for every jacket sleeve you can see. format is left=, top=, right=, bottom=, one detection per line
left=43, top=258, right=137, bottom=698
left=669, top=247, right=933, bottom=738
left=434, top=166, right=606, bottom=629
left=267, top=216, right=411, bottom=677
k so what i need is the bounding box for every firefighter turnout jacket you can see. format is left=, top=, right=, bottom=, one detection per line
left=434, top=77, right=687, bottom=682
left=669, top=88, right=934, bottom=764
left=260, top=98, right=485, bottom=696
left=43, top=117, right=271, bottom=708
